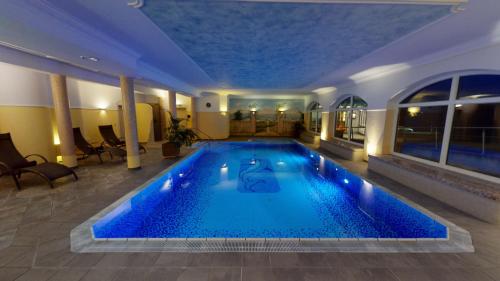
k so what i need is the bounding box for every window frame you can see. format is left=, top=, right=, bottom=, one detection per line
left=307, top=102, right=322, bottom=134
left=391, top=73, right=500, bottom=183
left=332, top=96, right=367, bottom=146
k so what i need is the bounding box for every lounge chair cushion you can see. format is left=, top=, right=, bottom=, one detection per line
left=23, top=163, right=75, bottom=181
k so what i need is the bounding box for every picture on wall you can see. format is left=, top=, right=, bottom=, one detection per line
left=229, top=98, right=304, bottom=121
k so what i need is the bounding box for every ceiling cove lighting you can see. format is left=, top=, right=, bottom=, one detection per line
left=313, top=87, right=337, bottom=95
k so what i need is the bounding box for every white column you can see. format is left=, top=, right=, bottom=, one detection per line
left=168, top=91, right=177, bottom=118
left=120, top=75, right=141, bottom=169
left=50, top=74, right=78, bottom=168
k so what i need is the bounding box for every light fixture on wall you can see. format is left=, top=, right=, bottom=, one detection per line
left=367, top=143, right=377, bottom=156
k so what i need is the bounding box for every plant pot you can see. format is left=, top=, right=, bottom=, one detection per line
left=162, top=142, right=180, bottom=157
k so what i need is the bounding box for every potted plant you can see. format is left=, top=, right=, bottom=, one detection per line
left=162, top=112, right=198, bottom=157
left=233, top=110, right=243, bottom=121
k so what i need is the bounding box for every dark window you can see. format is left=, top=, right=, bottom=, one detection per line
left=401, top=79, right=452, bottom=104
left=457, top=75, right=500, bottom=100
left=337, top=97, right=352, bottom=109
left=308, top=102, right=322, bottom=133
left=394, top=106, right=448, bottom=162
left=353, top=96, right=368, bottom=108
left=447, top=103, right=500, bottom=177
left=350, top=109, right=367, bottom=144
left=334, top=111, right=349, bottom=141
left=334, top=96, right=367, bottom=144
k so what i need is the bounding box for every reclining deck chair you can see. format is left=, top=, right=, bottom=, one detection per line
left=73, top=127, right=110, bottom=163
left=0, top=133, right=77, bottom=189
left=98, top=125, right=146, bottom=153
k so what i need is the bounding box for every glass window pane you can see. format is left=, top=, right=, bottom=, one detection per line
left=352, top=96, right=368, bottom=108
left=458, top=75, right=500, bottom=100
left=309, top=110, right=321, bottom=133
left=337, top=97, right=352, bottom=109
left=350, top=110, right=366, bottom=144
left=447, top=103, right=500, bottom=177
left=401, top=79, right=452, bottom=104
left=334, top=111, right=349, bottom=141
left=394, top=106, right=448, bottom=162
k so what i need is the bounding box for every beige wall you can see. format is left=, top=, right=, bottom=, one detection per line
left=136, top=103, right=153, bottom=143
left=0, top=104, right=153, bottom=162
left=197, top=112, right=229, bottom=139
left=70, top=108, right=121, bottom=144
left=0, top=106, right=57, bottom=161
left=364, top=110, right=387, bottom=160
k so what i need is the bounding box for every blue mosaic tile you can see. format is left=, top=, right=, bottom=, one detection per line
left=93, top=141, right=447, bottom=239
left=238, top=158, right=280, bottom=193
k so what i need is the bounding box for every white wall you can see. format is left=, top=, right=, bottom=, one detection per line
left=0, top=62, right=52, bottom=107
left=0, top=61, right=165, bottom=110
left=197, top=93, right=221, bottom=112
left=322, top=42, right=500, bottom=109
left=318, top=42, right=500, bottom=157
left=67, top=78, right=122, bottom=109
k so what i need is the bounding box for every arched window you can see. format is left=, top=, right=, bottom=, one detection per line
left=307, top=101, right=322, bottom=133
left=333, top=96, right=367, bottom=144
left=394, top=74, right=500, bottom=178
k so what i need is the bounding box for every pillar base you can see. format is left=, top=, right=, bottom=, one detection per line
left=62, top=155, right=78, bottom=168
left=127, top=155, right=141, bottom=170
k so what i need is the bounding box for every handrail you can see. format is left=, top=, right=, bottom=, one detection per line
left=192, top=128, right=214, bottom=141
left=192, top=128, right=216, bottom=150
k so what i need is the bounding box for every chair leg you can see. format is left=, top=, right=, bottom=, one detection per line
left=11, top=174, right=21, bottom=190
left=71, top=170, right=78, bottom=181
left=97, top=153, right=103, bottom=164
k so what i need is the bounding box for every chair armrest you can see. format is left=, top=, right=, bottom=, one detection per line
left=0, top=161, right=11, bottom=173
left=25, top=154, right=48, bottom=163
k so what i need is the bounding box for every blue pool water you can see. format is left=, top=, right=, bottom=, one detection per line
left=93, top=141, right=447, bottom=239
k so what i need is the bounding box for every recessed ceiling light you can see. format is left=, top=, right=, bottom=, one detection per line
left=80, top=55, right=99, bottom=62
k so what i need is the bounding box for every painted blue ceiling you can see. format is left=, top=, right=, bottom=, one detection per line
left=141, top=1, right=451, bottom=89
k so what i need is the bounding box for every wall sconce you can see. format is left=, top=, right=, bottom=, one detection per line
left=96, top=101, right=109, bottom=110
left=367, top=143, right=377, bottom=156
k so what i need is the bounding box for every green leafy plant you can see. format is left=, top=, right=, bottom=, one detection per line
left=233, top=110, right=243, bottom=121
left=165, top=112, right=198, bottom=147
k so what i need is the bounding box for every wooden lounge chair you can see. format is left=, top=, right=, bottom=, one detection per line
left=0, top=133, right=77, bottom=189
left=98, top=125, right=146, bottom=153
left=73, top=127, right=111, bottom=163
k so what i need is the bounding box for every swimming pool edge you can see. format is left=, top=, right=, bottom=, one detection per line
left=70, top=140, right=474, bottom=253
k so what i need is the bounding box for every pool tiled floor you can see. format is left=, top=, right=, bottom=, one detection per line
left=0, top=142, right=499, bottom=280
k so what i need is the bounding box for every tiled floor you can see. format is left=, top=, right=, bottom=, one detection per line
left=0, top=142, right=499, bottom=281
